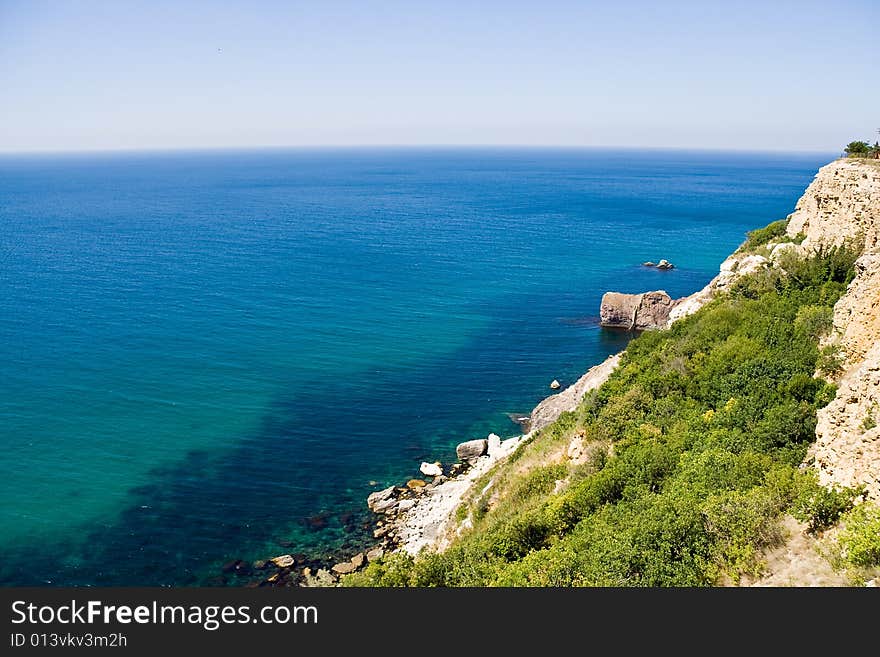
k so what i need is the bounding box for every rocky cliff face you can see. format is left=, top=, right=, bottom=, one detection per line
left=786, top=158, right=880, bottom=252
left=792, top=159, right=880, bottom=500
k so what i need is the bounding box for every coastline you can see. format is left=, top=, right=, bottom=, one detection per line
left=256, top=243, right=767, bottom=585
left=362, top=233, right=789, bottom=562
left=250, top=156, right=880, bottom=587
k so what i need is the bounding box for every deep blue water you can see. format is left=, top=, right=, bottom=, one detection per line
left=0, top=148, right=831, bottom=585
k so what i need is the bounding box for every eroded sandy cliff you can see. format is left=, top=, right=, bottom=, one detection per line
left=789, top=159, right=880, bottom=499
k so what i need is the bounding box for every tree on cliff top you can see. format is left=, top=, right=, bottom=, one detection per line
left=844, top=140, right=871, bottom=156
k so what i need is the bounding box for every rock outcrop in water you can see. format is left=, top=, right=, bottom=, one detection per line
left=599, top=290, right=680, bottom=330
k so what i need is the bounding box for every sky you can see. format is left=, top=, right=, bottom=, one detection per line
left=1, top=0, right=877, bottom=152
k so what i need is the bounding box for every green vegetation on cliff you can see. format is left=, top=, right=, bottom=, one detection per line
left=347, top=227, right=863, bottom=587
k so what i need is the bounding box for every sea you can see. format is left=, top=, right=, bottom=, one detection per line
left=0, top=147, right=832, bottom=585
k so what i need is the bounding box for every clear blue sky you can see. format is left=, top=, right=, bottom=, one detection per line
left=1, top=0, right=877, bottom=152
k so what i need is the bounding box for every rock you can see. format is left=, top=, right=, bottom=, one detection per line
left=456, top=438, right=488, bottom=462
left=420, top=461, right=443, bottom=477
left=549, top=379, right=561, bottom=389
left=656, top=259, right=674, bottom=270
left=770, top=241, right=800, bottom=262
left=406, top=478, right=427, bottom=490
left=397, top=498, right=417, bottom=512
left=528, top=354, right=622, bottom=434
left=487, top=433, right=502, bottom=457
left=271, top=554, right=295, bottom=569
left=252, top=560, right=268, bottom=570
left=367, top=485, right=396, bottom=513
left=332, top=561, right=357, bottom=575
left=449, top=463, right=467, bottom=477
left=366, top=547, right=384, bottom=562
left=642, top=261, right=656, bottom=267
left=350, top=552, right=365, bottom=569
left=303, top=568, right=337, bottom=587
left=304, top=513, right=329, bottom=531
left=599, top=290, right=679, bottom=330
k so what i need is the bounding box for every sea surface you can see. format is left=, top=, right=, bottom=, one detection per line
left=0, top=147, right=832, bottom=585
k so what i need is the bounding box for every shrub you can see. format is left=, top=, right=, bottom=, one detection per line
left=791, top=475, right=862, bottom=532
left=817, top=344, right=843, bottom=377
left=838, top=504, right=880, bottom=567
left=741, top=219, right=789, bottom=251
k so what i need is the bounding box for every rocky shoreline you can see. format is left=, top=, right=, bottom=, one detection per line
left=233, top=352, right=625, bottom=587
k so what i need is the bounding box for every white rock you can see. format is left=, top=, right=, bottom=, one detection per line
left=419, top=461, right=443, bottom=477
left=550, top=379, right=561, bottom=389
left=487, top=433, right=502, bottom=457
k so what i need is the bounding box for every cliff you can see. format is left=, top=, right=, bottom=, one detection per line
left=788, top=159, right=880, bottom=500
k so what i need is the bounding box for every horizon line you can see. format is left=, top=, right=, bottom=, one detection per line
left=0, top=143, right=842, bottom=157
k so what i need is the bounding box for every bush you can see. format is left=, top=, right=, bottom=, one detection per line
left=741, top=219, right=789, bottom=251
left=791, top=474, right=862, bottom=532
left=817, top=344, right=844, bottom=377
left=838, top=504, right=880, bottom=567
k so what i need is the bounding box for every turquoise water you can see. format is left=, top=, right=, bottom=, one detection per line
left=0, top=148, right=831, bottom=585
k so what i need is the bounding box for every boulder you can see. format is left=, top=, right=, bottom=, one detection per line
left=487, top=433, right=502, bottom=457
left=637, top=291, right=678, bottom=328
left=350, top=552, right=365, bottom=569
left=600, top=290, right=680, bottom=330
left=332, top=561, right=357, bottom=575
left=656, top=259, right=674, bottom=270
left=366, top=485, right=396, bottom=513
left=366, top=547, right=384, bottom=562
left=456, top=438, right=488, bottom=462
left=419, top=461, right=443, bottom=477
left=642, top=261, right=656, bottom=267
left=549, top=379, right=561, bottom=389
left=600, top=291, right=643, bottom=329
left=406, top=478, right=427, bottom=490
left=270, top=554, right=295, bottom=569
left=397, top=498, right=416, bottom=512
